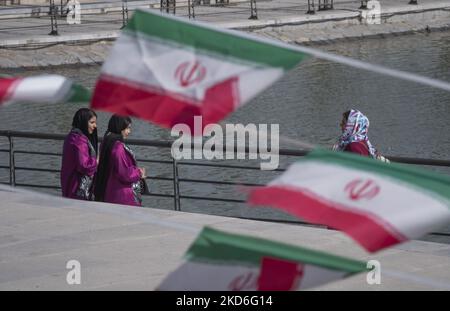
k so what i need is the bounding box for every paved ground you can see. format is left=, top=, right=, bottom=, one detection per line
left=0, top=0, right=449, bottom=68
left=0, top=0, right=449, bottom=42
left=1, top=184, right=450, bottom=290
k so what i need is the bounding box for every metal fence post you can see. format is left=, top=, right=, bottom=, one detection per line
left=249, top=0, right=257, bottom=20
left=188, top=0, right=196, bottom=19
left=188, top=0, right=191, bottom=18
left=60, top=0, right=68, bottom=17
left=359, top=0, right=368, bottom=9
left=121, top=0, right=129, bottom=29
left=170, top=0, right=176, bottom=15
left=318, top=0, right=333, bottom=11
left=49, top=0, right=59, bottom=36
left=8, top=134, right=15, bottom=187
left=161, top=0, right=176, bottom=14
left=307, top=0, right=315, bottom=14
left=172, top=158, right=181, bottom=211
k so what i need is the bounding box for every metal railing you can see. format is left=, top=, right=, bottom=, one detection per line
left=0, top=1, right=430, bottom=40
left=0, top=0, right=245, bottom=29
left=1, top=129, right=450, bottom=234
left=306, top=1, right=418, bottom=14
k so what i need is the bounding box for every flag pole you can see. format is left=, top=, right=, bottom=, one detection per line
left=290, top=44, right=450, bottom=93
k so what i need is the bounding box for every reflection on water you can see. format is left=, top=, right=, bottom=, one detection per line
left=1, top=31, right=450, bottom=239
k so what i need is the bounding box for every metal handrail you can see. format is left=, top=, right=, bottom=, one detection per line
left=1, top=129, right=450, bottom=237
left=1, top=129, right=450, bottom=166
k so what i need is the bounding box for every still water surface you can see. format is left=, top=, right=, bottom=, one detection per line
left=1, top=31, right=449, bottom=240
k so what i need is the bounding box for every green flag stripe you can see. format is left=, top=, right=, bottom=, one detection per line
left=305, top=149, right=450, bottom=204
left=67, top=84, right=91, bottom=103
left=125, top=9, right=308, bottom=70
left=186, top=227, right=367, bottom=273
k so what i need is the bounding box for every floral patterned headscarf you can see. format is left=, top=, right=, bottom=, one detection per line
left=333, top=109, right=378, bottom=158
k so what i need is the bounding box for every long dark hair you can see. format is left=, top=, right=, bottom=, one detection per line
left=71, top=108, right=98, bottom=154
left=94, top=115, right=132, bottom=202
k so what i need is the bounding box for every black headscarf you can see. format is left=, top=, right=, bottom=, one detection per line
left=71, top=108, right=98, bottom=154
left=94, top=114, right=132, bottom=202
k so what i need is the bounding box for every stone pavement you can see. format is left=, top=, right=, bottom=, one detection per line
left=1, top=184, right=450, bottom=290
left=0, top=0, right=449, bottom=68
left=0, top=0, right=449, bottom=43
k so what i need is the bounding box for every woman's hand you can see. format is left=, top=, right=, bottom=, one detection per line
left=139, top=167, right=146, bottom=179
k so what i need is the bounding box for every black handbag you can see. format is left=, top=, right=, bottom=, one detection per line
left=139, top=178, right=150, bottom=195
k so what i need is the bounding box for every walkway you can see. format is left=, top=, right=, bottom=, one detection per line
left=1, top=185, right=450, bottom=290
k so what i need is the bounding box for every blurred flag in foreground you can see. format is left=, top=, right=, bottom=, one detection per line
left=157, top=227, right=367, bottom=291
left=0, top=75, right=90, bottom=106
left=91, top=9, right=308, bottom=131
left=248, top=149, right=450, bottom=253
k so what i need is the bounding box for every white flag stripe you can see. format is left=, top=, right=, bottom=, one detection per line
left=271, top=161, right=450, bottom=239
left=157, top=261, right=260, bottom=291
left=101, top=33, right=241, bottom=102
left=100, top=32, right=283, bottom=105
left=237, top=68, right=283, bottom=105
left=138, top=9, right=450, bottom=92
left=157, top=260, right=348, bottom=291
left=9, top=75, right=71, bottom=104
left=299, top=265, right=347, bottom=290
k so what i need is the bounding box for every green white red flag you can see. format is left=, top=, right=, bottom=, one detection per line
left=91, top=9, right=308, bottom=131
left=156, top=227, right=367, bottom=291
left=248, top=149, right=450, bottom=252
left=0, top=75, right=90, bottom=106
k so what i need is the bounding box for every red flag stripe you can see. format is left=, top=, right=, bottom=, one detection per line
left=91, top=75, right=238, bottom=132
left=0, top=77, right=20, bottom=103
left=248, top=186, right=407, bottom=252
left=258, top=257, right=303, bottom=291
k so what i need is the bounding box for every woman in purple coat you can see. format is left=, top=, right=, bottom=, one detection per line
left=94, top=115, right=146, bottom=206
left=61, top=108, right=98, bottom=200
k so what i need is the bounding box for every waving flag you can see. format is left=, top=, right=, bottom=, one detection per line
left=248, top=149, right=450, bottom=253
left=91, top=9, right=308, bottom=131
left=157, top=227, right=367, bottom=291
left=0, top=75, right=90, bottom=106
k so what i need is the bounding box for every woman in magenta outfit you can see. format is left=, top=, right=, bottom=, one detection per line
left=94, top=115, right=146, bottom=206
left=61, top=108, right=98, bottom=200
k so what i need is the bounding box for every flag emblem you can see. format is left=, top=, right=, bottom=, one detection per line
left=248, top=149, right=450, bottom=252
left=157, top=227, right=367, bottom=290
left=91, top=9, right=308, bottom=130
left=175, top=61, right=207, bottom=88
left=345, top=179, right=380, bottom=201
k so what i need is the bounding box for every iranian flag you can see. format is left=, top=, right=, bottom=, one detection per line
left=157, top=227, right=367, bottom=291
left=91, top=9, right=307, bottom=131
left=0, top=75, right=90, bottom=106
left=248, top=149, right=450, bottom=253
